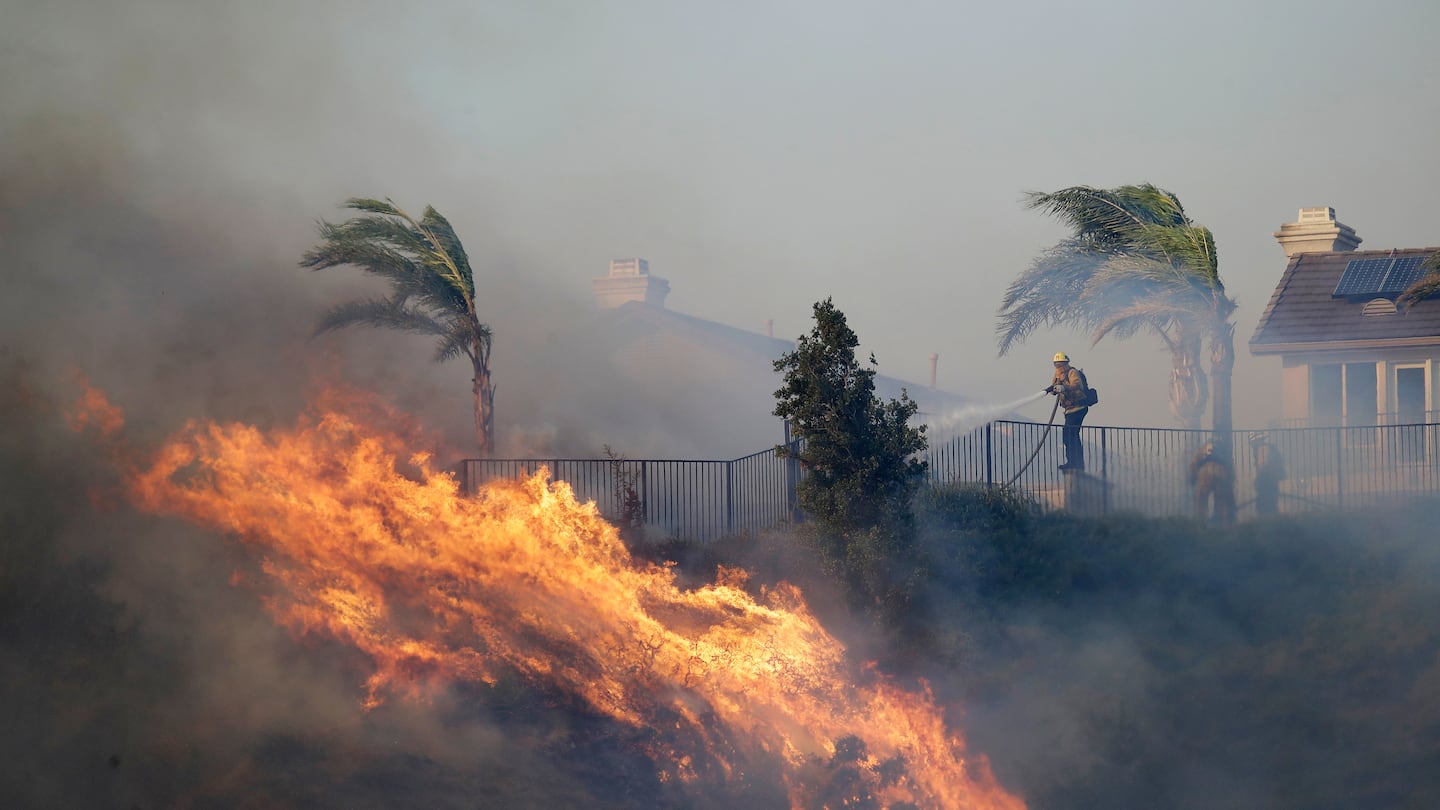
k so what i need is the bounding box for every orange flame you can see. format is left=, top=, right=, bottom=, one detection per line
left=67, top=377, right=125, bottom=437
left=100, top=388, right=1024, bottom=809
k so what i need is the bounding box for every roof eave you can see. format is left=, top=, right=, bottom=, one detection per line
left=1250, top=335, right=1440, bottom=355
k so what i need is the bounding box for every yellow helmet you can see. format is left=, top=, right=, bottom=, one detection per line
left=1053, top=352, right=1070, bottom=363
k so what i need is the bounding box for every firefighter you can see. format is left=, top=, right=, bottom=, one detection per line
left=1045, top=352, right=1090, bottom=471
left=1250, top=432, right=1285, bottom=516
left=1188, top=439, right=1235, bottom=526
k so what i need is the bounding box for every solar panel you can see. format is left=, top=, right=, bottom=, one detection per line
left=1378, top=255, right=1428, bottom=294
left=1333, top=258, right=1393, bottom=297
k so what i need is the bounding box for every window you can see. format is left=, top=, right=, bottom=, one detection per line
left=1396, top=366, right=1426, bottom=424
left=1345, top=363, right=1377, bottom=427
left=1394, top=365, right=1428, bottom=463
left=1309, top=362, right=1378, bottom=427
left=1311, top=364, right=1341, bottom=426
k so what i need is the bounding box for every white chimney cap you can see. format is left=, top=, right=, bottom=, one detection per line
left=1274, top=206, right=1361, bottom=256
left=608, top=258, right=649, bottom=277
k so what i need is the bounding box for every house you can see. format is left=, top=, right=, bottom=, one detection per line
left=585, top=258, right=973, bottom=457
left=1249, top=207, right=1440, bottom=427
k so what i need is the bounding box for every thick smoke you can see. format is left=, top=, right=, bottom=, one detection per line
left=0, top=2, right=784, bottom=806
left=1, top=0, right=775, bottom=463
left=8, top=4, right=1438, bottom=809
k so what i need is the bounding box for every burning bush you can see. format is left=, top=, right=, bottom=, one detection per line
left=61, top=380, right=1025, bottom=809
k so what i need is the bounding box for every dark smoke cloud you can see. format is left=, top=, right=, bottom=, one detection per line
left=0, top=3, right=786, bottom=806
left=2, top=0, right=767, bottom=463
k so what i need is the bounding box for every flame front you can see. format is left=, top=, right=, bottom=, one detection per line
left=106, top=391, right=1024, bottom=809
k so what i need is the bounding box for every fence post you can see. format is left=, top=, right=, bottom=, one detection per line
left=1335, top=428, right=1344, bottom=510
left=725, top=460, right=734, bottom=536
left=1100, top=428, right=1109, bottom=514
left=641, top=461, right=649, bottom=525
left=788, top=451, right=802, bottom=522
left=985, top=423, right=993, bottom=488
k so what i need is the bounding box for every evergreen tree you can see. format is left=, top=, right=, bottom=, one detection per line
left=773, top=299, right=928, bottom=614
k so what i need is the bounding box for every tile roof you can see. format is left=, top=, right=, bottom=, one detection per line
left=607, top=300, right=795, bottom=360
left=1249, top=247, right=1440, bottom=353
left=603, top=301, right=973, bottom=410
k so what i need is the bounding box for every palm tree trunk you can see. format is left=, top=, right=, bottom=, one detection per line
left=1210, top=322, right=1235, bottom=439
left=1168, top=331, right=1207, bottom=430
left=472, top=357, right=494, bottom=458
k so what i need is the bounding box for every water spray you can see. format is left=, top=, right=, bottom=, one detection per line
left=924, top=390, right=1060, bottom=488
left=925, top=390, right=1050, bottom=438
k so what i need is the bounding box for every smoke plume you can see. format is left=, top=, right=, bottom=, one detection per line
left=0, top=2, right=791, bottom=806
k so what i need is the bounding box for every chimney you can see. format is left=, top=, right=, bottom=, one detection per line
left=929, top=353, right=938, bottom=388
left=766, top=319, right=774, bottom=338
left=1274, top=207, right=1362, bottom=257
left=592, top=258, right=670, bottom=308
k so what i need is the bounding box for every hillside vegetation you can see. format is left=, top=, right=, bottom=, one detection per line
left=6, top=369, right=1438, bottom=807
left=690, top=486, right=1440, bottom=809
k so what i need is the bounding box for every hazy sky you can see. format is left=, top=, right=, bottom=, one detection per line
left=5, top=0, right=1439, bottom=435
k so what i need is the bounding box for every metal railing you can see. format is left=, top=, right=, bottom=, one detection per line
left=457, top=444, right=801, bottom=543
left=927, top=420, right=1440, bottom=519
left=459, top=421, right=1440, bottom=541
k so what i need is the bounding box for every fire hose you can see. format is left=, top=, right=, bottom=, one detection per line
left=1003, top=395, right=1061, bottom=488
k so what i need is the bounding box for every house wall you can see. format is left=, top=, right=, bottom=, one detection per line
left=1280, top=361, right=1309, bottom=422
left=1280, top=349, right=1440, bottom=425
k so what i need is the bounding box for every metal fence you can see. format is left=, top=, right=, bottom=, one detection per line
left=459, top=421, right=1440, bottom=541
left=457, top=445, right=801, bottom=543
left=929, top=420, right=1440, bottom=519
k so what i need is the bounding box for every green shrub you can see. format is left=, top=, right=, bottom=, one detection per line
left=771, top=299, right=928, bottom=621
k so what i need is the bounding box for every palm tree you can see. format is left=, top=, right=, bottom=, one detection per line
left=301, top=197, right=495, bottom=456
left=997, top=184, right=1238, bottom=436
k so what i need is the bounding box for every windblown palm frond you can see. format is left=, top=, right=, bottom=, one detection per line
left=303, top=198, right=477, bottom=307
left=434, top=321, right=492, bottom=364
left=315, top=298, right=448, bottom=337
left=418, top=206, right=475, bottom=294
left=342, top=197, right=405, bottom=217
left=1399, top=251, right=1440, bottom=309
left=1131, top=222, right=1219, bottom=276
left=997, top=244, right=1108, bottom=355
left=1024, top=184, right=1188, bottom=250
left=1091, top=302, right=1197, bottom=344
left=1092, top=253, right=1200, bottom=294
